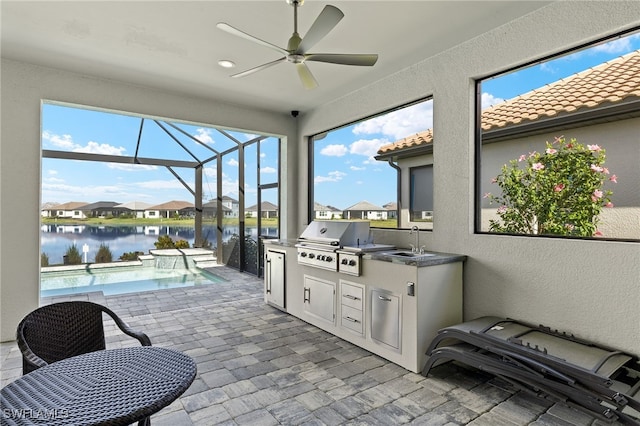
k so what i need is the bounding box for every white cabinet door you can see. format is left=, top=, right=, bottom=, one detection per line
left=303, top=275, right=336, bottom=324
left=265, top=250, right=285, bottom=310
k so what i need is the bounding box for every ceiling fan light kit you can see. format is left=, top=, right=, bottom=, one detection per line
left=216, top=1, right=378, bottom=89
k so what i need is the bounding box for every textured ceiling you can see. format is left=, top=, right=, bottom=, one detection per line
left=1, top=1, right=551, bottom=114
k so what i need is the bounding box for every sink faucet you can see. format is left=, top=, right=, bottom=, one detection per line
left=410, top=226, right=423, bottom=254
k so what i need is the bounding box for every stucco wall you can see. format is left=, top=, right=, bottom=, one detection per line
left=298, top=2, right=640, bottom=355
left=0, top=60, right=297, bottom=341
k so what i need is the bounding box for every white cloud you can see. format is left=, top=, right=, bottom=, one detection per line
left=481, top=92, right=505, bottom=108
left=593, top=36, right=636, bottom=54
left=48, top=169, right=58, bottom=176
left=539, top=62, right=557, bottom=74
left=227, top=158, right=239, bottom=167
left=203, top=166, right=220, bottom=178
left=315, top=170, right=346, bottom=184
left=352, top=101, right=433, bottom=141
left=261, top=166, right=277, bottom=174
left=135, top=180, right=189, bottom=190
left=41, top=182, right=127, bottom=197
left=45, top=177, right=65, bottom=183
left=73, top=141, right=126, bottom=155
left=320, top=144, right=348, bottom=157
left=43, top=131, right=128, bottom=156
left=350, top=138, right=388, bottom=158
left=42, top=131, right=76, bottom=149
left=194, top=128, right=214, bottom=145
left=350, top=166, right=365, bottom=171
left=107, top=163, right=157, bottom=171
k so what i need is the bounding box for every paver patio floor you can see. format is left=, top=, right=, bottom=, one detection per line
left=0, top=266, right=620, bottom=425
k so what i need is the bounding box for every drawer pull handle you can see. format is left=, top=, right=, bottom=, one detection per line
left=343, top=294, right=360, bottom=301
left=344, top=316, right=360, bottom=323
left=378, top=295, right=392, bottom=302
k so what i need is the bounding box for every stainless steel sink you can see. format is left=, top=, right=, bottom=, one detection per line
left=382, top=250, right=435, bottom=258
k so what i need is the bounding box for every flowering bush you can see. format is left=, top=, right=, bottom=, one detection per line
left=485, top=136, right=617, bottom=237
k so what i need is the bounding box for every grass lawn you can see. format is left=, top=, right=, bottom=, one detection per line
left=42, top=217, right=279, bottom=227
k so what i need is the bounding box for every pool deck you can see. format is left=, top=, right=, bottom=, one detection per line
left=0, top=266, right=618, bottom=425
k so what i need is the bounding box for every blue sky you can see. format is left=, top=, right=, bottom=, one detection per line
left=41, top=32, right=639, bottom=209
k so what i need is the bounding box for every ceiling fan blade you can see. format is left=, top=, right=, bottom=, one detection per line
left=296, top=5, right=344, bottom=54
left=305, top=53, right=378, bottom=66
left=296, top=63, right=318, bottom=90
left=217, top=22, right=289, bottom=56
left=231, top=57, right=287, bottom=78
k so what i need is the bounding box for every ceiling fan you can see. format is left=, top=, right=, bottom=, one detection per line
left=216, top=0, right=378, bottom=90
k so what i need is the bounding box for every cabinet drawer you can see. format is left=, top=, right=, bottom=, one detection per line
left=341, top=305, right=364, bottom=335
left=341, top=282, right=364, bottom=310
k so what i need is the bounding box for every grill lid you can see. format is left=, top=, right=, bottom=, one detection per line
left=298, top=220, right=371, bottom=247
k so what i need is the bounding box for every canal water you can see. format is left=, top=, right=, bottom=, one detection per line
left=41, top=224, right=278, bottom=265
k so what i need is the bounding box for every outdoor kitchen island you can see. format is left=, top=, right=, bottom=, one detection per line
left=263, top=224, right=465, bottom=374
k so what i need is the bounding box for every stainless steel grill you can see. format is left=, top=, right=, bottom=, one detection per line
left=296, top=221, right=394, bottom=276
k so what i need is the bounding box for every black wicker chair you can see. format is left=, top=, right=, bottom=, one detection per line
left=17, top=301, right=152, bottom=374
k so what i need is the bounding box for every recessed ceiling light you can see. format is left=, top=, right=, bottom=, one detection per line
left=218, top=60, right=236, bottom=69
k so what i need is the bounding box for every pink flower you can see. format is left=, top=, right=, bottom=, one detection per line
left=609, top=174, right=618, bottom=183
left=564, top=223, right=575, bottom=231
left=591, top=189, right=603, bottom=202
left=587, top=144, right=602, bottom=152
left=554, top=183, right=565, bottom=192
left=594, top=230, right=603, bottom=237
left=602, top=167, right=610, bottom=175
left=528, top=151, right=537, bottom=158
left=483, top=192, right=491, bottom=199
left=491, top=177, right=498, bottom=184
left=532, top=162, right=544, bottom=171
left=590, top=164, right=604, bottom=173
left=605, top=202, right=614, bottom=208
left=497, top=205, right=507, bottom=214
left=545, top=148, right=557, bottom=155
left=518, top=154, right=527, bottom=162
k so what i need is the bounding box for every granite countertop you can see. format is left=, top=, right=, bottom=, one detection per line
left=263, top=239, right=467, bottom=267
left=365, top=250, right=467, bottom=267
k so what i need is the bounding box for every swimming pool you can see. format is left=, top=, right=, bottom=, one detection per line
left=40, top=266, right=226, bottom=297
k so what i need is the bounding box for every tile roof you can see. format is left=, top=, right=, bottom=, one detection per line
left=378, top=49, right=640, bottom=155
left=116, top=201, right=153, bottom=210
left=148, top=200, right=194, bottom=210
left=46, top=201, right=88, bottom=210
left=378, top=129, right=434, bottom=155
left=344, top=200, right=385, bottom=211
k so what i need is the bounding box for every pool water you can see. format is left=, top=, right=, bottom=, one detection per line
left=41, top=266, right=226, bottom=297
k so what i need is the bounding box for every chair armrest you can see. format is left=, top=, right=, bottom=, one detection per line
left=16, top=333, right=49, bottom=372
left=102, top=306, right=152, bottom=346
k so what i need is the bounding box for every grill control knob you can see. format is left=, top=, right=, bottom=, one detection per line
left=318, top=255, right=325, bottom=261
left=348, top=260, right=356, bottom=266
left=326, top=256, right=333, bottom=262
left=308, top=253, right=315, bottom=259
left=341, top=259, right=348, bottom=265
left=300, top=252, right=307, bottom=257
